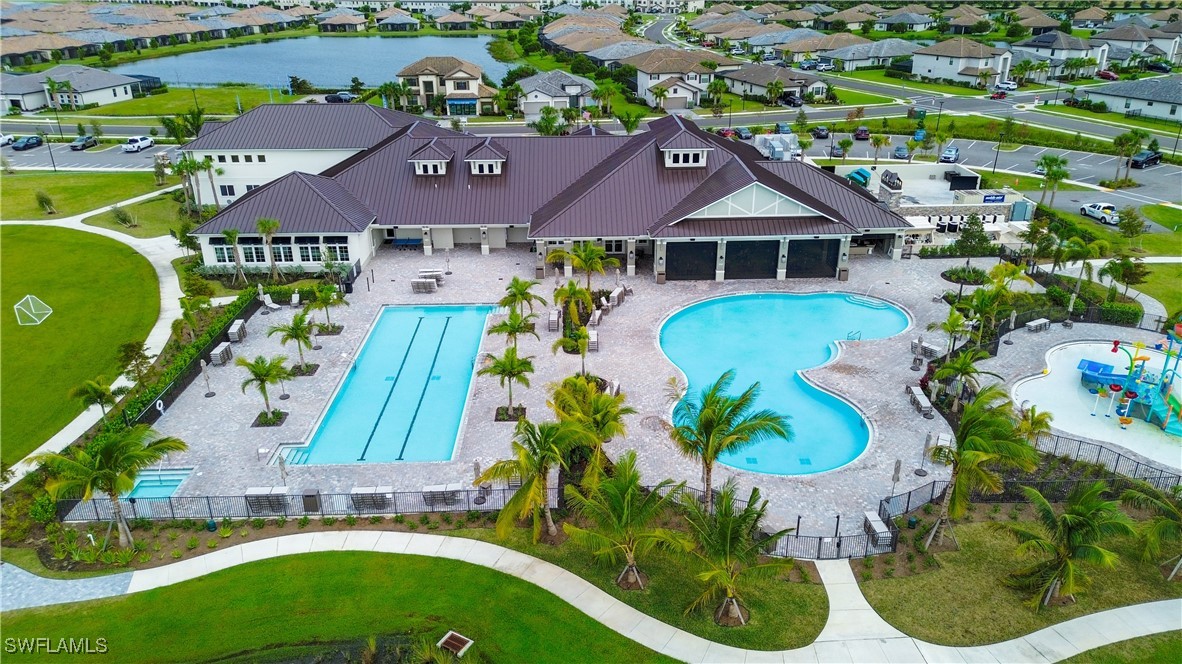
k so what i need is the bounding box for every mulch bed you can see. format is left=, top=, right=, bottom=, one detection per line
left=317, top=324, right=344, bottom=336
left=494, top=405, right=526, bottom=422
left=290, top=363, right=320, bottom=377
left=251, top=410, right=288, bottom=428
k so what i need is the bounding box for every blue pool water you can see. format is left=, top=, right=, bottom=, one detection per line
left=298, top=305, right=493, bottom=464
left=127, top=469, right=191, bottom=498
left=660, top=293, right=910, bottom=475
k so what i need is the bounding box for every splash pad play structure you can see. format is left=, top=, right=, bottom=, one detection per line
left=1078, top=329, right=1182, bottom=438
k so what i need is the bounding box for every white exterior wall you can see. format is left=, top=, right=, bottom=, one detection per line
left=636, top=69, right=709, bottom=106
left=3, top=90, right=47, bottom=111
left=185, top=148, right=361, bottom=207
left=198, top=231, right=373, bottom=274
left=1011, top=43, right=1109, bottom=73
left=50, top=83, right=135, bottom=109
left=1086, top=91, right=1180, bottom=120
left=913, top=53, right=1010, bottom=85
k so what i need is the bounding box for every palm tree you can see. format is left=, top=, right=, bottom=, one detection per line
left=256, top=217, right=283, bottom=283
left=70, top=377, right=128, bottom=422
left=1061, top=236, right=1101, bottom=298
left=560, top=106, right=579, bottom=129
left=1045, top=163, right=1071, bottom=207
left=236, top=355, right=289, bottom=415
left=837, top=137, right=854, bottom=162
left=927, top=309, right=971, bottom=363
left=546, top=241, right=620, bottom=293
left=934, top=132, right=951, bottom=157
left=670, top=370, right=792, bottom=513
left=563, top=451, right=687, bottom=589
left=1123, top=129, right=1151, bottom=182
left=1010, top=60, right=1032, bottom=86
left=1014, top=404, right=1053, bottom=444
left=869, top=134, right=890, bottom=164
left=488, top=310, right=538, bottom=350
left=673, top=479, right=794, bottom=625
left=552, top=325, right=591, bottom=375
left=988, top=261, right=1035, bottom=294
left=305, top=283, right=348, bottom=328
left=934, top=349, right=1003, bottom=412
left=992, top=481, right=1133, bottom=608
left=765, top=79, right=785, bottom=106
left=221, top=229, right=247, bottom=285
left=615, top=111, right=645, bottom=135
left=962, top=284, right=1003, bottom=346
left=200, top=157, right=226, bottom=211
left=926, top=384, right=1038, bottom=548
left=478, top=346, right=534, bottom=414
left=267, top=312, right=315, bottom=371
left=476, top=419, right=593, bottom=541
left=593, top=80, right=620, bottom=116
left=34, top=426, right=188, bottom=548
left=499, top=276, right=547, bottom=318
left=552, top=279, right=592, bottom=325
left=650, top=85, right=669, bottom=110
left=1120, top=481, right=1182, bottom=581
left=905, top=139, right=921, bottom=163
left=706, top=78, right=728, bottom=104
left=176, top=295, right=211, bottom=343
left=1035, top=154, right=1069, bottom=205
left=548, top=374, right=637, bottom=487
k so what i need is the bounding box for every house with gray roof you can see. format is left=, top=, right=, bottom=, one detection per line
left=2, top=64, right=141, bottom=111
left=515, top=70, right=597, bottom=115
left=378, top=14, right=420, bottom=32
left=821, top=38, right=919, bottom=71
left=191, top=114, right=916, bottom=282
left=1091, top=24, right=1180, bottom=64
left=801, top=3, right=836, bottom=16
left=1011, top=31, right=1109, bottom=78
left=584, top=41, right=661, bottom=67
left=873, top=12, right=933, bottom=32
left=718, top=64, right=827, bottom=100
left=0, top=72, right=49, bottom=111
left=1083, top=75, right=1182, bottom=120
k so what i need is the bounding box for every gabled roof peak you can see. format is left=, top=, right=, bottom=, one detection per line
left=408, top=137, right=455, bottom=162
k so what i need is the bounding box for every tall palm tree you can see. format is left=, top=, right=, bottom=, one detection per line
left=837, top=137, right=854, bottom=162
left=1099, top=255, right=1146, bottom=296
left=200, top=157, right=226, bottom=211
left=992, top=481, right=1133, bottom=608
left=706, top=78, right=729, bottom=104
left=962, top=285, right=1003, bottom=346
left=934, top=349, right=1003, bottom=412
left=650, top=85, right=669, bottom=110
left=488, top=310, right=538, bottom=350
left=70, top=377, right=128, bottom=422
left=926, top=384, right=1038, bottom=548
left=551, top=325, right=591, bottom=375
left=305, top=283, right=348, bottom=328
left=221, top=229, right=247, bottom=285
left=548, top=374, right=637, bottom=487
left=1060, top=236, right=1101, bottom=298
left=236, top=355, right=289, bottom=415
left=478, top=346, right=534, bottom=413
left=267, top=312, right=315, bottom=370
left=615, top=111, right=644, bottom=135
left=869, top=134, right=890, bottom=164
left=988, top=261, right=1035, bottom=295
left=592, top=80, right=619, bottom=116
left=176, top=295, right=211, bottom=343
left=546, top=242, right=620, bottom=293
left=170, top=155, right=200, bottom=211
left=563, top=450, right=687, bottom=589
left=672, top=479, right=794, bottom=625
left=476, top=419, right=593, bottom=541
left=765, top=79, right=785, bottom=106
left=256, top=217, right=283, bottom=283
left=928, top=309, right=971, bottom=363
left=1014, top=404, right=1054, bottom=444
left=1035, top=154, right=1068, bottom=205
left=1120, top=481, right=1182, bottom=581
left=499, top=276, right=547, bottom=318
left=552, top=279, right=592, bottom=325
left=34, top=426, right=188, bottom=547
left=1045, top=163, right=1071, bottom=207
left=670, top=370, right=791, bottom=513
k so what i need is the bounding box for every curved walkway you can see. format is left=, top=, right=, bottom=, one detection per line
left=3, top=532, right=1178, bottom=663
left=0, top=186, right=185, bottom=490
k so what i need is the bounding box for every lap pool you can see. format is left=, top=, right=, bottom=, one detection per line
left=660, top=293, right=910, bottom=475
left=291, top=305, right=493, bottom=464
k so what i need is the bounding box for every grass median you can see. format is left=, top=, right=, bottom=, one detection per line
left=83, top=193, right=181, bottom=239
left=1137, top=264, right=1182, bottom=317
left=54, top=87, right=296, bottom=117
left=1060, top=631, right=1182, bottom=663
left=0, top=171, right=176, bottom=220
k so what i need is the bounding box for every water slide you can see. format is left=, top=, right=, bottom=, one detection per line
left=1077, top=359, right=1130, bottom=388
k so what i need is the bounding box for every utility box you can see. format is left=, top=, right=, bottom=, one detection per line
left=301, top=489, right=321, bottom=514
left=838, top=268, right=850, bottom=281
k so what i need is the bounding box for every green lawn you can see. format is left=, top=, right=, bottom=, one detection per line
left=1065, top=209, right=1182, bottom=258
left=50, top=87, right=296, bottom=118
left=0, top=171, right=177, bottom=219
left=1142, top=205, right=1182, bottom=230
left=834, top=70, right=985, bottom=96
left=0, top=546, right=124, bottom=580
left=1061, top=631, right=1182, bottom=663
left=0, top=552, right=673, bottom=664
left=974, top=171, right=1091, bottom=193
left=0, top=226, right=159, bottom=465
left=1138, top=265, right=1182, bottom=318
left=1033, top=105, right=1182, bottom=143
left=860, top=521, right=1182, bottom=646
left=83, top=193, right=180, bottom=238
left=832, top=88, right=898, bottom=106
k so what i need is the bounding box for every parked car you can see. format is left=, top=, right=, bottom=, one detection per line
left=1097, top=70, right=1119, bottom=80
left=892, top=145, right=910, bottom=159
left=0, top=134, right=13, bottom=146
left=939, top=146, right=960, bottom=163
left=815, top=62, right=835, bottom=72
left=798, top=59, right=817, bottom=70
left=716, top=127, right=736, bottom=138
left=775, top=121, right=792, bottom=134
left=989, top=91, right=1008, bottom=100
left=1062, top=97, right=1082, bottom=107
left=701, top=40, right=716, bottom=48
left=734, top=126, right=753, bottom=140
left=1033, top=163, right=1046, bottom=175
left=729, top=46, right=745, bottom=55
left=121, top=136, right=154, bottom=153
left=995, top=80, right=1019, bottom=91
left=1128, top=150, right=1163, bottom=168
left=829, top=145, right=845, bottom=157
left=69, top=135, right=98, bottom=151
left=335, top=91, right=357, bottom=102
left=1146, top=61, right=1172, bottom=73
left=324, top=94, right=345, bottom=103
left=811, top=125, right=829, bottom=138
left=854, top=126, right=870, bottom=140
left=12, top=135, right=43, bottom=150
left=784, top=93, right=803, bottom=107
left=1080, top=202, right=1118, bottom=225
left=761, top=52, right=778, bottom=61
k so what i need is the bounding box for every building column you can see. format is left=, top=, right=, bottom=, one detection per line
left=777, top=238, right=789, bottom=280
left=626, top=238, right=637, bottom=277
left=891, top=233, right=904, bottom=260
left=654, top=240, right=667, bottom=285
left=838, top=236, right=852, bottom=277
left=715, top=239, right=726, bottom=282
left=563, top=239, right=573, bottom=278
left=422, top=226, right=433, bottom=257
left=480, top=225, right=489, bottom=256
left=535, top=239, right=547, bottom=279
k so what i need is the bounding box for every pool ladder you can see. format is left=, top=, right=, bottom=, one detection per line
left=846, top=330, right=862, bottom=341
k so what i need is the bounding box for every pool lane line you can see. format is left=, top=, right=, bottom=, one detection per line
left=396, top=316, right=452, bottom=461
left=357, top=317, right=425, bottom=462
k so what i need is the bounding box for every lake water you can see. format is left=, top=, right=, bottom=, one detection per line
left=109, top=36, right=509, bottom=89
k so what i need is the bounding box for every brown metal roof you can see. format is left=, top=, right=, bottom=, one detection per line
left=183, top=104, right=425, bottom=151
left=654, top=216, right=844, bottom=238
left=408, top=138, right=455, bottom=161
left=465, top=138, right=508, bottom=161
left=195, top=172, right=375, bottom=235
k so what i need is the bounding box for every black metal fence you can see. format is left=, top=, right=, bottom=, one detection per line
left=1030, top=431, right=1180, bottom=489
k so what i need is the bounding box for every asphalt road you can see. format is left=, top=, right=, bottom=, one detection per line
left=1, top=142, right=177, bottom=170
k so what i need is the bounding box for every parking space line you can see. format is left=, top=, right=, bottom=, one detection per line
left=1035, top=147, right=1048, bottom=155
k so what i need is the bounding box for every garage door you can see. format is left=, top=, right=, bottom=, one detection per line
left=664, top=97, right=689, bottom=110
left=665, top=241, right=717, bottom=281
left=785, top=239, right=840, bottom=278
left=522, top=101, right=550, bottom=115
left=724, top=240, right=778, bottom=280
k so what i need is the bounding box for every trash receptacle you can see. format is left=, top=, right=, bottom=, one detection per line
left=301, top=489, right=321, bottom=514
left=838, top=267, right=849, bottom=281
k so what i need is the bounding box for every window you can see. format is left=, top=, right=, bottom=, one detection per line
left=242, top=246, right=267, bottom=263
left=296, top=237, right=321, bottom=262
left=213, top=247, right=235, bottom=263
left=604, top=240, right=624, bottom=253
left=1171, top=105, right=1177, bottom=116
left=691, top=152, right=700, bottom=163
left=423, top=80, right=434, bottom=93
left=1125, top=100, right=1131, bottom=109
left=113, top=89, right=118, bottom=98
left=217, top=155, right=227, bottom=163
left=650, top=73, right=659, bottom=80
left=454, top=81, right=469, bottom=91
left=672, top=152, right=681, bottom=164
left=257, top=155, right=266, bottom=162
left=245, top=185, right=259, bottom=192
left=272, top=244, right=293, bottom=262
left=231, top=155, right=240, bottom=163
left=405, top=77, right=418, bottom=87
left=477, top=163, right=486, bottom=173
left=123, top=86, right=129, bottom=95
left=219, top=185, right=236, bottom=196
left=244, top=155, right=253, bottom=163
left=323, top=236, right=349, bottom=262
left=431, top=164, right=439, bottom=174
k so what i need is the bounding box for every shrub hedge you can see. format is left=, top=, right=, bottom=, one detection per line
left=1099, top=302, right=1143, bottom=325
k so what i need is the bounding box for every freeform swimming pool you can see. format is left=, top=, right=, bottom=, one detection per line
left=660, top=293, right=910, bottom=475
left=293, top=305, right=493, bottom=464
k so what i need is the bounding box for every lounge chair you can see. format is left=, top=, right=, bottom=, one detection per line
left=548, top=309, right=560, bottom=332
left=411, top=278, right=438, bottom=294
left=587, top=329, right=599, bottom=352
left=261, top=293, right=281, bottom=311
left=600, top=297, right=611, bottom=314
left=588, top=309, right=602, bottom=327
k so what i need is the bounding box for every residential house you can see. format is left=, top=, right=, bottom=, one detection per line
left=873, top=13, right=933, bottom=33
left=942, top=5, right=986, bottom=21
left=465, top=5, right=498, bottom=20
left=911, top=37, right=1011, bottom=87
left=318, top=14, right=367, bottom=32
left=434, top=13, right=473, bottom=30
left=818, top=9, right=876, bottom=31
left=708, top=3, right=744, bottom=14
left=745, top=28, right=823, bottom=55
left=769, top=10, right=817, bottom=27
left=510, top=6, right=544, bottom=21
left=749, top=3, right=786, bottom=18
left=484, top=12, right=525, bottom=29
left=848, top=3, right=886, bottom=16
left=775, top=33, right=871, bottom=63
left=1011, top=31, right=1108, bottom=77
left=884, top=4, right=930, bottom=17
left=1148, top=8, right=1182, bottom=23
left=1018, top=11, right=1063, bottom=36
left=0, top=72, right=49, bottom=111
left=397, top=56, right=496, bottom=116
left=1071, top=7, right=1109, bottom=29
left=719, top=64, right=827, bottom=100
left=378, top=15, right=420, bottom=32
left=1084, top=75, right=1181, bottom=120
left=584, top=40, right=661, bottom=68
left=619, top=48, right=741, bottom=109
left=820, top=38, right=919, bottom=71
left=4, top=64, right=141, bottom=110
left=0, top=34, right=87, bottom=66
left=801, top=3, right=836, bottom=16
left=1091, top=24, right=1180, bottom=64
left=515, top=70, right=597, bottom=114
left=947, top=14, right=989, bottom=35
left=192, top=114, right=916, bottom=282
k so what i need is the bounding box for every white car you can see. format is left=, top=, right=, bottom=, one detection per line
left=995, top=80, right=1019, bottom=91
left=0, top=134, right=13, bottom=146
left=122, top=136, right=155, bottom=153
left=816, top=62, right=835, bottom=72
left=1080, top=203, right=1118, bottom=225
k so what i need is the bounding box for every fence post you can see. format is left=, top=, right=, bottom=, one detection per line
left=206, top=496, right=213, bottom=520
left=169, top=498, right=175, bottom=520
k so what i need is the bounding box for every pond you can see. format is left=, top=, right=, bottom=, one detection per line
left=109, top=35, right=510, bottom=89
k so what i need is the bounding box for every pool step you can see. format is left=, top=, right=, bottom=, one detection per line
left=845, top=295, right=889, bottom=309
left=279, top=447, right=310, bottom=465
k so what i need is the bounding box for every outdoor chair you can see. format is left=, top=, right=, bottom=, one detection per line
left=261, top=293, right=281, bottom=311
left=600, top=297, right=611, bottom=314
left=588, top=309, right=602, bottom=327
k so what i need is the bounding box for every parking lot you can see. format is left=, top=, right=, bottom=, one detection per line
left=1, top=142, right=174, bottom=171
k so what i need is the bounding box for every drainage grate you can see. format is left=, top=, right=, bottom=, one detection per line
left=431, top=375, right=441, bottom=381
left=384, top=376, right=396, bottom=381
left=746, top=457, right=758, bottom=464
left=799, top=458, right=812, bottom=466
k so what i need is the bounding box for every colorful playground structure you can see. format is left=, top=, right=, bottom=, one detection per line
left=1078, top=326, right=1182, bottom=438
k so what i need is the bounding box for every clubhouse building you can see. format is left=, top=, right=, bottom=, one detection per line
left=190, top=105, right=915, bottom=282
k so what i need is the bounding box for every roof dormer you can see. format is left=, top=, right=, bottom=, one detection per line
left=408, top=138, right=454, bottom=176
left=657, top=131, right=714, bottom=169
left=464, top=137, right=507, bottom=176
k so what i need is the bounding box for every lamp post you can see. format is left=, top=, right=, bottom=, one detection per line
left=934, top=99, right=946, bottom=133
left=991, top=132, right=1004, bottom=174
left=1053, top=77, right=1062, bottom=104
left=50, top=104, right=64, bottom=139
left=38, top=131, right=58, bottom=173
left=728, top=97, right=733, bottom=127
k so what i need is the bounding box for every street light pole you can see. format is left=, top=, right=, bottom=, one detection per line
left=991, top=132, right=1004, bottom=174
left=934, top=99, right=945, bottom=133
left=50, top=105, right=64, bottom=139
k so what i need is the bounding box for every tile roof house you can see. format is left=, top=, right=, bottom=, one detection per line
left=1012, top=31, right=1109, bottom=76
left=719, top=64, right=827, bottom=100
left=818, top=9, right=876, bottom=31
left=397, top=56, right=496, bottom=116
left=434, top=13, right=474, bottom=31
left=1018, top=10, right=1064, bottom=36
left=1083, top=75, right=1182, bottom=121
left=378, top=14, right=420, bottom=32
left=515, top=70, right=597, bottom=115
left=318, top=14, right=367, bottom=32
left=769, top=10, right=817, bottom=27
left=912, top=38, right=1012, bottom=87
left=191, top=114, right=915, bottom=282
left=775, top=33, right=871, bottom=62
left=619, top=48, right=742, bottom=109
left=821, top=38, right=920, bottom=71
left=873, top=12, right=933, bottom=32
left=1072, top=6, right=1110, bottom=28
left=1091, top=25, right=1180, bottom=64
